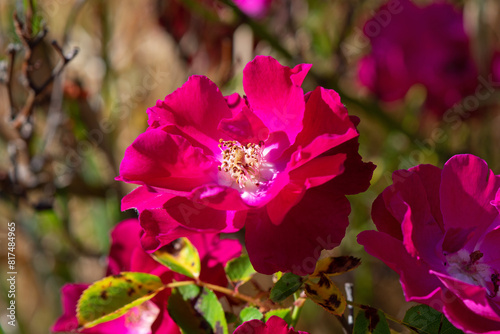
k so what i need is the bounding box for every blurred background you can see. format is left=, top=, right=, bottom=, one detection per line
left=0, top=0, right=499, bottom=333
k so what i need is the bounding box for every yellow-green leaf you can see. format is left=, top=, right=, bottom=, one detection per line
left=77, top=272, right=164, bottom=328
left=225, top=254, right=256, bottom=285
left=152, top=238, right=201, bottom=278
left=304, top=274, right=346, bottom=315
left=311, top=256, right=361, bottom=278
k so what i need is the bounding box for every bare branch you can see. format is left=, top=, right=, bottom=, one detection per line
left=6, top=44, right=20, bottom=118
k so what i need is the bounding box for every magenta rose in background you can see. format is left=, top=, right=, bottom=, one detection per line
left=357, top=155, right=500, bottom=333
left=232, top=0, right=272, bottom=18
left=117, top=55, right=375, bottom=275
left=52, top=219, right=241, bottom=333
left=358, top=0, right=478, bottom=116
left=234, top=316, right=308, bottom=334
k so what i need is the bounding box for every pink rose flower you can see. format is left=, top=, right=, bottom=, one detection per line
left=358, top=154, right=500, bottom=333
left=358, top=0, right=478, bottom=116
left=117, top=55, right=375, bottom=275
left=52, top=219, right=241, bottom=333
left=234, top=316, right=308, bottom=334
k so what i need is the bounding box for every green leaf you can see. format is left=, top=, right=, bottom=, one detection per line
left=264, top=308, right=292, bottom=324
left=353, top=306, right=390, bottom=334
left=225, top=254, right=256, bottom=285
left=195, top=288, right=228, bottom=334
left=304, top=274, right=346, bottom=316
left=152, top=238, right=201, bottom=279
left=270, top=273, right=304, bottom=303
left=240, top=306, right=263, bottom=323
left=77, top=272, right=164, bottom=328
left=168, top=285, right=206, bottom=333
left=403, top=304, right=464, bottom=334
left=311, top=256, right=361, bottom=278
left=168, top=285, right=228, bottom=334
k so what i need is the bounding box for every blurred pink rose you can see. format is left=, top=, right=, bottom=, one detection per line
left=358, top=0, right=478, bottom=116
left=232, top=0, right=272, bottom=18
left=358, top=154, right=500, bottom=333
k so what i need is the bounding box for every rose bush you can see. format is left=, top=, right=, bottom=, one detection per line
left=117, top=55, right=375, bottom=275
left=358, top=154, right=500, bottom=333
left=52, top=219, right=241, bottom=333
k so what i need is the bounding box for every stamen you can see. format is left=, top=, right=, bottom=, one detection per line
left=218, top=139, right=264, bottom=188
left=446, top=249, right=498, bottom=298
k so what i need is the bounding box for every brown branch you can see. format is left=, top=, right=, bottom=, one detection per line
left=34, top=41, right=79, bottom=95
left=6, top=44, right=19, bottom=118
left=25, top=0, right=34, bottom=37
left=10, top=41, right=78, bottom=130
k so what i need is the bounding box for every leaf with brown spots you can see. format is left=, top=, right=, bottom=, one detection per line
left=77, top=272, right=164, bottom=328
left=304, top=274, right=346, bottom=316
left=353, top=306, right=390, bottom=334
left=152, top=237, right=201, bottom=279
left=310, top=256, right=361, bottom=278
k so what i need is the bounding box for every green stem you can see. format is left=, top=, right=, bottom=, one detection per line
left=290, top=291, right=304, bottom=327
left=200, top=281, right=266, bottom=308
left=165, top=280, right=197, bottom=289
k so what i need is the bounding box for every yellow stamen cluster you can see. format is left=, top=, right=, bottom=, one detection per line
left=218, top=139, right=264, bottom=188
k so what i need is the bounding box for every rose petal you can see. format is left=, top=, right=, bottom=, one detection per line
left=357, top=231, right=444, bottom=301
left=224, top=92, right=246, bottom=115
left=139, top=205, right=244, bottom=252
left=121, top=186, right=176, bottom=212
left=52, top=284, right=88, bottom=333
left=432, top=271, right=500, bottom=322
left=147, top=76, right=232, bottom=154
left=218, top=105, right=269, bottom=144
left=392, top=165, right=445, bottom=266
left=440, top=291, right=500, bottom=333
left=243, top=56, right=311, bottom=144
left=246, top=185, right=350, bottom=275
left=118, top=129, right=217, bottom=191
left=314, top=139, right=376, bottom=195
left=293, top=87, right=356, bottom=149
left=107, top=219, right=143, bottom=275
left=371, top=192, right=403, bottom=241
left=440, top=154, right=500, bottom=248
